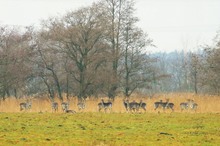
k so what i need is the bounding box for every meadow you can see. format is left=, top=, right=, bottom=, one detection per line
left=0, top=113, right=219, bottom=146
left=0, top=93, right=219, bottom=146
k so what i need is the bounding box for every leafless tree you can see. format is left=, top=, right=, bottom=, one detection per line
left=32, top=28, right=65, bottom=101
left=200, top=46, right=220, bottom=94
left=42, top=3, right=107, bottom=100
left=120, top=0, right=153, bottom=97
left=0, top=25, right=33, bottom=99
left=97, top=0, right=127, bottom=100
left=187, top=52, right=202, bottom=94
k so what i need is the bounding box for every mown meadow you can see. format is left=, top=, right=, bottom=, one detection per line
left=0, top=113, right=219, bottom=146
left=0, top=93, right=220, bottom=145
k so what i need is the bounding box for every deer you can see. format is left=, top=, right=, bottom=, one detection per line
left=180, top=99, right=198, bottom=112
left=77, top=98, right=86, bottom=111
left=154, top=100, right=163, bottom=110
left=123, top=99, right=139, bottom=113
left=64, top=109, right=76, bottom=114
left=20, top=100, right=32, bottom=111
left=180, top=99, right=191, bottom=112
left=154, top=99, right=174, bottom=112
left=98, top=99, right=112, bottom=113
left=123, top=99, right=129, bottom=112
left=51, top=102, right=58, bottom=112
left=61, top=100, right=70, bottom=113
left=138, top=100, right=147, bottom=112
left=188, top=99, right=198, bottom=111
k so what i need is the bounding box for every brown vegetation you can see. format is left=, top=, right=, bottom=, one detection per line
left=0, top=93, right=220, bottom=113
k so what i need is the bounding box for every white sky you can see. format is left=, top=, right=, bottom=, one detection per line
left=0, top=0, right=220, bottom=52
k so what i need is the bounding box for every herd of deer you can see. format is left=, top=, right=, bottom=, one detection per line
left=19, top=98, right=198, bottom=113
left=123, top=98, right=197, bottom=113
left=19, top=99, right=86, bottom=113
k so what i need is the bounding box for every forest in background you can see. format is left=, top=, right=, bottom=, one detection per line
left=0, top=0, right=220, bottom=102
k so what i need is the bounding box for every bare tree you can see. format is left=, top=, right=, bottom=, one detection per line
left=119, top=0, right=154, bottom=97
left=188, top=52, right=202, bottom=94
left=0, top=0, right=196, bottom=100
left=0, top=25, right=33, bottom=99
left=98, top=0, right=125, bottom=100
left=201, top=45, right=220, bottom=94
left=98, top=0, right=155, bottom=99
left=42, top=3, right=107, bottom=100
left=31, top=29, right=65, bottom=101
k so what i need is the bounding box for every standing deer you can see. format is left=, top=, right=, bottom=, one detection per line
left=189, top=99, right=198, bottom=111
left=123, top=99, right=139, bottom=113
left=51, top=102, right=58, bottom=112
left=98, top=99, right=112, bottom=113
left=61, top=101, right=69, bottom=113
left=154, top=99, right=174, bottom=112
left=138, top=100, right=147, bottom=112
left=20, top=100, right=32, bottom=111
left=123, top=99, right=129, bottom=112
left=180, top=99, right=198, bottom=112
left=180, top=102, right=188, bottom=111
left=180, top=99, right=191, bottom=111
left=162, top=99, right=174, bottom=111
left=77, top=98, right=86, bottom=111
left=154, top=100, right=163, bottom=110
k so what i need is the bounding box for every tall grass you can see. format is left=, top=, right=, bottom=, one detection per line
left=0, top=93, right=220, bottom=113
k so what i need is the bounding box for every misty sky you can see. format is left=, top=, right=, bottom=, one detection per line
left=0, top=0, right=220, bottom=52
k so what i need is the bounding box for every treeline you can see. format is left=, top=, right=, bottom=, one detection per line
left=0, top=0, right=156, bottom=101
left=0, top=0, right=220, bottom=101
left=152, top=41, right=220, bottom=95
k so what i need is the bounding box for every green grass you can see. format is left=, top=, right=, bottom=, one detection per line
left=0, top=112, right=219, bottom=146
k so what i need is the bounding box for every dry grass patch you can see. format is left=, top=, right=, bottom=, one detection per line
left=0, top=93, right=220, bottom=113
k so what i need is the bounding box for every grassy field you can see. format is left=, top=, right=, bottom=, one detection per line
left=0, top=93, right=220, bottom=145
left=0, top=112, right=219, bottom=146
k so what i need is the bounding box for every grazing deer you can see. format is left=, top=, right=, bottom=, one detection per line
left=20, top=101, right=32, bottom=111
left=98, top=99, right=112, bottom=113
left=61, top=101, right=69, bottom=112
left=77, top=98, right=86, bottom=111
left=51, top=102, right=58, bottom=112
